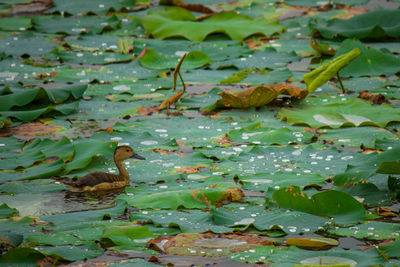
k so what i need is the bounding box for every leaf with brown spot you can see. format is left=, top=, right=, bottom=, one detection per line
left=175, top=164, right=207, bottom=174
left=161, top=0, right=214, bottom=14
left=203, top=83, right=308, bottom=113
left=0, top=122, right=64, bottom=138
left=119, top=182, right=243, bottom=209
left=334, top=7, right=368, bottom=19
left=359, top=91, right=388, bottom=105
left=0, top=0, right=53, bottom=17
left=148, top=233, right=273, bottom=257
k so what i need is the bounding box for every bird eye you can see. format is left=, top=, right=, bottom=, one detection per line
left=126, top=149, right=129, bottom=152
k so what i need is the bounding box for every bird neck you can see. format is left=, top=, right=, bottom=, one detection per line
left=115, top=157, right=130, bottom=182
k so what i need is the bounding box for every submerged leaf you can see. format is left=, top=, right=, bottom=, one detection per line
left=303, top=48, right=360, bottom=93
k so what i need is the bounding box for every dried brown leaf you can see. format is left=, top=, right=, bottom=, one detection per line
left=217, top=83, right=308, bottom=109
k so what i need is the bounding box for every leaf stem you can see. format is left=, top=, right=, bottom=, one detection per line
left=336, top=72, right=345, bottom=94
left=178, top=71, right=186, bottom=92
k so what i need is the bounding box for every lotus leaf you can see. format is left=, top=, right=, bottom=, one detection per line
left=203, top=83, right=308, bottom=112
left=379, top=240, right=400, bottom=258
left=0, top=203, right=18, bottom=219
left=0, top=248, right=44, bottom=266
left=101, top=225, right=156, bottom=248
left=131, top=209, right=233, bottom=233
left=0, top=17, right=31, bottom=31
left=48, top=0, right=135, bottom=15
left=212, top=205, right=331, bottom=235
left=284, top=0, right=368, bottom=6
left=119, top=182, right=243, bottom=209
left=32, top=15, right=121, bottom=35
left=141, top=7, right=284, bottom=41
left=328, top=221, right=400, bottom=240
left=272, top=186, right=366, bottom=224
left=140, top=49, right=210, bottom=70
left=311, top=9, right=400, bottom=40
left=35, top=243, right=104, bottom=261
left=230, top=246, right=383, bottom=266
left=336, top=39, right=400, bottom=77
left=278, top=98, right=400, bottom=128
left=286, top=237, right=338, bottom=249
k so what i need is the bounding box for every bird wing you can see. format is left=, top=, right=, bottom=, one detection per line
left=75, top=172, right=119, bottom=187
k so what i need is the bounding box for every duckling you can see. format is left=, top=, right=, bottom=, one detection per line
left=54, top=146, right=145, bottom=191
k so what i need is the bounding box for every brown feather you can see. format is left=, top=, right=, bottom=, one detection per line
left=75, top=172, right=120, bottom=187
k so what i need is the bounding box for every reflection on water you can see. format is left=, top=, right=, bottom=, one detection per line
left=0, top=188, right=124, bottom=217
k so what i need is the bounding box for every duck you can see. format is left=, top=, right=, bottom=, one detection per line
left=54, top=145, right=145, bottom=191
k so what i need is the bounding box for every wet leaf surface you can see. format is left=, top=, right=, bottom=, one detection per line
left=0, top=0, right=399, bottom=265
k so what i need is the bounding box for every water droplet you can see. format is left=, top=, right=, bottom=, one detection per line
left=141, top=140, right=158, bottom=145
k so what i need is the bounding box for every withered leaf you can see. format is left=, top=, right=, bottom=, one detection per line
left=158, top=91, right=185, bottom=110
left=208, top=83, right=308, bottom=111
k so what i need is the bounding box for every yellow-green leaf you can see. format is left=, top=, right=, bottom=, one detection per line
left=303, top=48, right=360, bottom=93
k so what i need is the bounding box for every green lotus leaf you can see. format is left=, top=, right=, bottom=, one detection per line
left=140, top=49, right=211, bottom=70
left=336, top=39, right=400, bottom=77
left=285, top=0, right=368, bottom=7
left=47, top=0, right=135, bottom=15
left=272, top=186, right=366, bottom=224
left=32, top=15, right=121, bottom=35
left=141, top=7, right=284, bottom=41
left=0, top=17, right=31, bottom=31
left=118, top=182, right=243, bottom=209
left=379, top=240, right=400, bottom=258
left=35, top=243, right=104, bottom=261
left=0, top=203, right=18, bottom=219
left=63, top=139, right=116, bottom=174
left=230, top=246, right=383, bottom=266
left=310, top=9, right=400, bottom=40
left=328, top=221, right=400, bottom=240
left=277, top=98, right=400, bottom=128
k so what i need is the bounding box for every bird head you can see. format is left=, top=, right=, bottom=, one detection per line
left=114, top=145, right=145, bottom=161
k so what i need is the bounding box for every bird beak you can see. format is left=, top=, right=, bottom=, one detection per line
left=131, top=153, right=145, bottom=160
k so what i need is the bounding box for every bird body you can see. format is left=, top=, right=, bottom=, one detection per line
left=55, top=145, right=145, bottom=191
